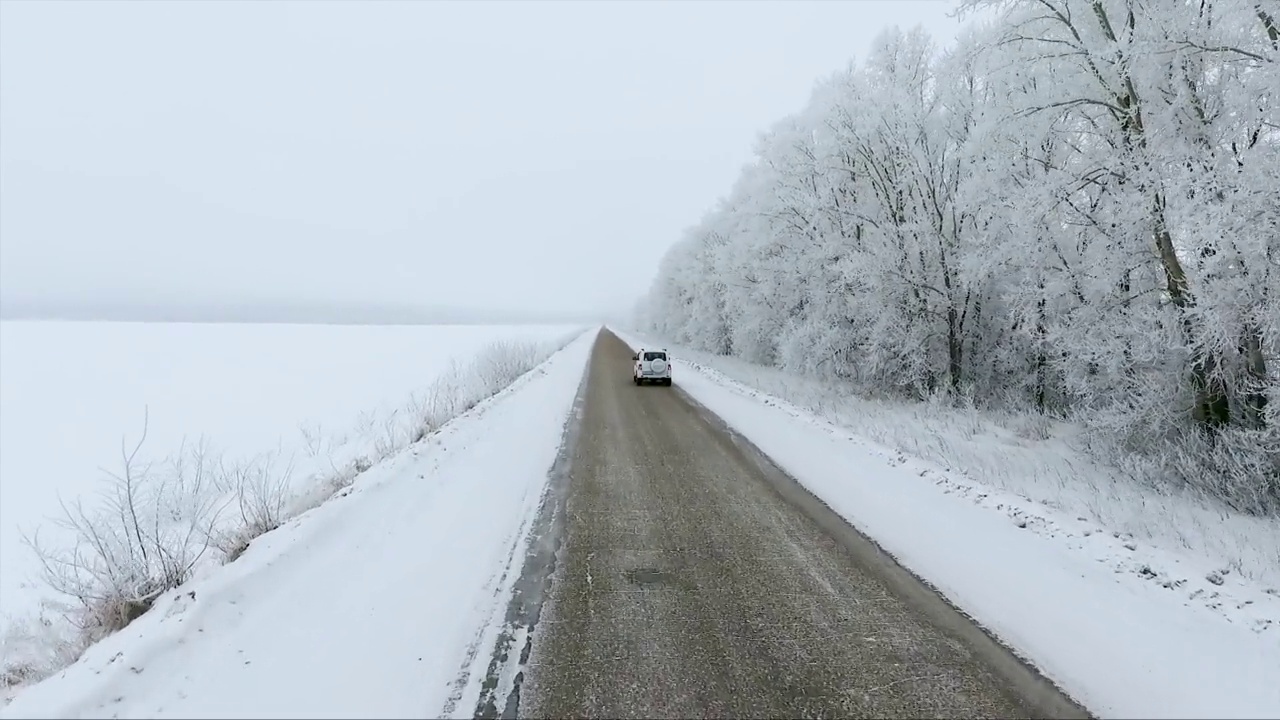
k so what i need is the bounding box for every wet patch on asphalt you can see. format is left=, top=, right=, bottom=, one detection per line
left=624, top=567, right=667, bottom=585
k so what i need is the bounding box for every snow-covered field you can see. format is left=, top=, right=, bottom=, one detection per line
left=0, top=320, right=583, bottom=682
left=0, top=326, right=597, bottom=719
left=614, top=329, right=1280, bottom=719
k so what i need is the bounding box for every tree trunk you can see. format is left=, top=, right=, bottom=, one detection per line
left=1036, top=280, right=1048, bottom=412
left=1241, top=323, right=1269, bottom=428
left=947, top=303, right=963, bottom=393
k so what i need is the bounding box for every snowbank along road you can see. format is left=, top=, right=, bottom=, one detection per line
left=481, top=331, right=1090, bottom=719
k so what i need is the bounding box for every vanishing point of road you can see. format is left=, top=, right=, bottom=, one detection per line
left=475, top=330, right=1090, bottom=719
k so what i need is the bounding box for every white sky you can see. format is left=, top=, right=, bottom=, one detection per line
left=0, top=0, right=973, bottom=320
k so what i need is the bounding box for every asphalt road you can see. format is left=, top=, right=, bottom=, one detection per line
left=482, top=330, right=1089, bottom=719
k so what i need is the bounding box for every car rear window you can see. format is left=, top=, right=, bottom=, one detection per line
left=643, top=352, right=666, bottom=361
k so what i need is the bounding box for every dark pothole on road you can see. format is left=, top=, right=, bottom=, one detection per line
left=625, top=567, right=667, bottom=584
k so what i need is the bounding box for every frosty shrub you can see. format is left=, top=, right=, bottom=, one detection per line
left=21, top=413, right=223, bottom=646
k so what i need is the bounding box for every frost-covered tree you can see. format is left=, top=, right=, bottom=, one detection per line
left=638, top=0, right=1280, bottom=514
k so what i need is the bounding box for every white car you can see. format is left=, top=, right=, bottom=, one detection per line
left=633, top=348, right=672, bottom=386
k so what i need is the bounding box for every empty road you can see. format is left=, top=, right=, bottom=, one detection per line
left=478, top=330, right=1088, bottom=719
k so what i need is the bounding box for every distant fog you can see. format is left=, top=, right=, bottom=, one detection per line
left=0, top=297, right=606, bottom=326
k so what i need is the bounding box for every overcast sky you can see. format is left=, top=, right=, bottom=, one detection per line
left=1, top=0, right=973, bottom=321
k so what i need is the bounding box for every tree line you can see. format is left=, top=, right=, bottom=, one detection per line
left=637, top=0, right=1279, bottom=514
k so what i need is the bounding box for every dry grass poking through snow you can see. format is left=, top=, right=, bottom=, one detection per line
left=0, top=332, right=582, bottom=695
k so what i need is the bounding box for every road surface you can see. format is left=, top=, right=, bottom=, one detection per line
left=477, top=330, right=1089, bottom=719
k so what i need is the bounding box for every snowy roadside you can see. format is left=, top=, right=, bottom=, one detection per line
left=1, top=326, right=585, bottom=694
left=613, top=328, right=1280, bottom=719
left=0, top=328, right=599, bottom=719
